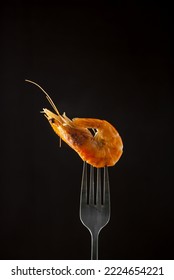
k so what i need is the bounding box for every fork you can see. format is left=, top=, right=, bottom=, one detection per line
left=80, top=161, right=111, bottom=260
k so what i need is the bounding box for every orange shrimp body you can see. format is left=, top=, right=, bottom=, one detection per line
left=26, top=80, right=123, bottom=168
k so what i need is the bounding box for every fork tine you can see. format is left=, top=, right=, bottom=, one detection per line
left=103, top=167, right=110, bottom=205
left=89, top=165, right=94, bottom=205
left=80, top=161, right=88, bottom=204
left=96, top=168, right=102, bottom=206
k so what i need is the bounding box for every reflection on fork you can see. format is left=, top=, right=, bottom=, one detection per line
left=80, top=161, right=111, bottom=260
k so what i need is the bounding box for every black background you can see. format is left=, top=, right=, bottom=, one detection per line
left=0, top=1, right=173, bottom=260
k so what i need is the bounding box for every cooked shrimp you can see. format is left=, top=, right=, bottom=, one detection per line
left=26, top=79, right=123, bottom=168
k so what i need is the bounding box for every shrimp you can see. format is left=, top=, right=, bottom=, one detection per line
left=26, top=79, right=123, bottom=168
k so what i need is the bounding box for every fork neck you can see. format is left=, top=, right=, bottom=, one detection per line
left=91, top=231, right=98, bottom=260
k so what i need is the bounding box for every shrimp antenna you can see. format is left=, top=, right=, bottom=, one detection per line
left=25, top=79, right=60, bottom=115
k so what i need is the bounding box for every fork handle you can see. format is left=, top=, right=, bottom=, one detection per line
left=91, top=232, right=99, bottom=260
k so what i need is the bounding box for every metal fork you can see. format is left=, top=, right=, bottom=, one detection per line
left=80, top=161, right=111, bottom=260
